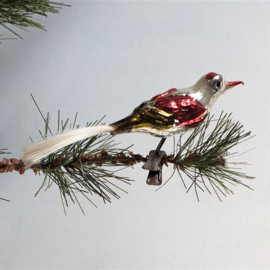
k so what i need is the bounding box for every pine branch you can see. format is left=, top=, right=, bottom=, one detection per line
left=30, top=111, right=140, bottom=212
left=0, top=0, right=70, bottom=39
left=0, top=148, right=10, bottom=155
left=0, top=105, right=254, bottom=210
left=164, top=113, right=255, bottom=201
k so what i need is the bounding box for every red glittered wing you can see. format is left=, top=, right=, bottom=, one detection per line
left=150, top=88, right=178, bottom=101
left=154, top=95, right=207, bottom=127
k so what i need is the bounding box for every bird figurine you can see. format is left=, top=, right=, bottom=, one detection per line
left=23, top=72, right=244, bottom=170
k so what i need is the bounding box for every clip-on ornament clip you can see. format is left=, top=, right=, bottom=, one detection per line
left=142, top=138, right=167, bottom=185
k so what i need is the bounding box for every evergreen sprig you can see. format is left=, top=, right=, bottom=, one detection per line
left=163, top=113, right=254, bottom=201
left=0, top=148, right=10, bottom=155
left=0, top=102, right=254, bottom=211
left=32, top=112, right=136, bottom=214
left=0, top=0, right=69, bottom=39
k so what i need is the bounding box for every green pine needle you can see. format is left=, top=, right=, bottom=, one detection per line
left=33, top=110, right=134, bottom=213
left=0, top=0, right=70, bottom=39
left=164, top=112, right=255, bottom=201
left=0, top=148, right=10, bottom=155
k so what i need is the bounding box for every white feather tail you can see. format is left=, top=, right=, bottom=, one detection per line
left=23, top=125, right=115, bottom=165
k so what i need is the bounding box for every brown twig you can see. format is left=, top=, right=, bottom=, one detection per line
left=0, top=150, right=226, bottom=176
left=0, top=150, right=149, bottom=175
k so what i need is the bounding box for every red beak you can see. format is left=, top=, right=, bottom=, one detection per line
left=227, top=81, right=244, bottom=88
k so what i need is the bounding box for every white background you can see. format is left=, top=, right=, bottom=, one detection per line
left=1, top=1, right=269, bottom=269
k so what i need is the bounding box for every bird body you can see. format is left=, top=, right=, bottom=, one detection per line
left=23, top=72, right=243, bottom=165
left=110, top=89, right=207, bottom=137
left=110, top=72, right=242, bottom=137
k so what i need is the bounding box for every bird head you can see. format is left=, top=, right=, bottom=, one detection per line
left=205, top=72, right=244, bottom=95
left=193, top=72, right=244, bottom=110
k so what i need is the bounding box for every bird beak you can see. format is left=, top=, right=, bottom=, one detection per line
left=226, top=81, right=244, bottom=90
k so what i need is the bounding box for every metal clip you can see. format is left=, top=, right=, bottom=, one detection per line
left=142, top=138, right=167, bottom=186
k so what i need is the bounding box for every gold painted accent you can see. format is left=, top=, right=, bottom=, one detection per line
left=131, top=122, right=173, bottom=131
left=155, top=120, right=164, bottom=125
left=157, top=110, right=172, bottom=117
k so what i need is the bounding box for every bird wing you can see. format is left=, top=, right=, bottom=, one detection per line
left=153, top=94, right=207, bottom=127
left=149, top=89, right=207, bottom=126
left=111, top=93, right=207, bottom=136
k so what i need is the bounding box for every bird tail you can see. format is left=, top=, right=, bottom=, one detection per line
left=23, top=125, right=116, bottom=166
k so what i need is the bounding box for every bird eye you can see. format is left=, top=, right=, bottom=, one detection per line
left=210, top=77, right=222, bottom=92
left=213, top=80, right=221, bottom=91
